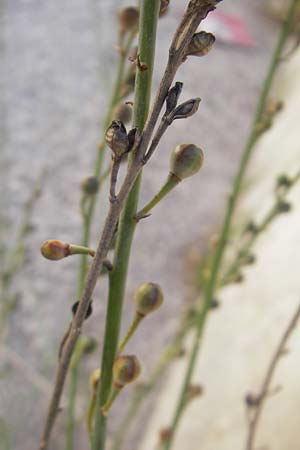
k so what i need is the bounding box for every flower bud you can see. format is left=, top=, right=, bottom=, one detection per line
left=159, top=0, right=170, bottom=17
left=170, top=144, right=204, bottom=181
left=165, top=82, right=183, bottom=114
left=135, top=282, right=164, bottom=317
left=186, top=31, right=215, bottom=57
left=40, top=240, right=70, bottom=260
left=72, top=299, right=93, bottom=320
left=80, top=176, right=99, bottom=195
left=105, top=120, right=129, bottom=158
left=118, top=7, right=139, bottom=32
left=172, top=98, right=201, bottom=120
left=113, top=103, right=132, bottom=124
left=277, top=201, right=292, bottom=213
left=89, top=368, right=101, bottom=392
left=113, top=355, right=141, bottom=388
left=77, top=336, right=97, bottom=355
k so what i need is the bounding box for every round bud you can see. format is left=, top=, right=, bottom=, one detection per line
left=277, top=201, right=292, bottom=213
left=186, top=31, right=215, bottom=57
left=40, top=240, right=70, bottom=260
left=118, top=7, right=139, bottom=32
left=89, top=368, right=101, bottom=392
left=113, top=355, right=141, bottom=388
left=134, top=282, right=164, bottom=317
left=72, top=300, right=93, bottom=320
left=113, top=103, right=132, bottom=124
left=80, top=176, right=99, bottom=195
left=170, top=144, right=204, bottom=180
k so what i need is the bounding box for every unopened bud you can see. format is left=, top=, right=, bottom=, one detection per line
left=165, top=82, right=183, bottom=114
left=210, top=298, right=220, bottom=309
left=105, top=120, right=129, bottom=158
left=113, top=355, right=141, bottom=388
left=113, top=103, right=132, bottom=124
left=40, top=240, right=70, bottom=260
left=78, top=336, right=97, bottom=355
left=170, top=144, right=204, bottom=181
left=277, top=201, right=292, bottom=213
left=80, top=176, right=99, bottom=195
left=135, top=282, right=164, bottom=317
left=186, top=31, right=215, bottom=57
left=89, top=368, right=101, bottom=392
left=276, top=174, right=292, bottom=189
left=118, top=7, right=139, bottom=32
left=172, top=98, right=201, bottom=120
left=187, top=384, right=204, bottom=401
left=159, top=427, right=172, bottom=443
left=40, top=240, right=95, bottom=260
left=245, top=392, right=260, bottom=408
left=72, top=299, right=93, bottom=320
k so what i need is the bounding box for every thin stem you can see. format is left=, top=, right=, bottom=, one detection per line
left=245, top=302, right=300, bottom=450
left=111, top=314, right=191, bottom=450
left=161, top=2, right=298, bottom=449
left=91, top=2, right=160, bottom=449
left=118, top=314, right=143, bottom=355
left=135, top=174, right=180, bottom=221
left=65, top=366, right=79, bottom=450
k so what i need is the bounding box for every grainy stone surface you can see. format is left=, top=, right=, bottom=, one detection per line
left=0, top=1, right=277, bottom=449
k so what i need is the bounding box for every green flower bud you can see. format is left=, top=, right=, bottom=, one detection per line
left=105, top=120, right=129, bottom=158
left=77, top=336, right=97, bottom=355
left=113, top=355, right=141, bottom=388
left=135, top=282, right=164, bottom=317
left=113, top=103, right=132, bottom=124
left=170, top=144, right=204, bottom=180
left=80, top=176, right=99, bottom=195
left=118, top=7, right=139, bottom=32
left=186, top=31, right=215, bottom=57
left=40, top=240, right=95, bottom=260
left=40, top=240, right=70, bottom=260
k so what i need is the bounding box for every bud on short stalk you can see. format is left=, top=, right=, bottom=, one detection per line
left=118, top=7, right=139, bottom=32
left=186, top=31, right=215, bottom=57
left=118, top=282, right=164, bottom=354
left=135, top=144, right=204, bottom=221
left=105, top=120, right=129, bottom=158
left=40, top=240, right=95, bottom=261
left=101, top=355, right=141, bottom=414
left=113, top=103, right=132, bottom=124
left=80, top=176, right=99, bottom=195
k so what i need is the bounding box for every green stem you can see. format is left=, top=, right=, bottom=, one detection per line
left=78, top=30, right=136, bottom=294
left=135, top=174, right=180, bottom=221
left=118, top=313, right=143, bottom=355
left=65, top=366, right=79, bottom=450
left=65, top=30, right=137, bottom=450
left=91, top=2, right=160, bottom=449
left=161, top=2, right=298, bottom=449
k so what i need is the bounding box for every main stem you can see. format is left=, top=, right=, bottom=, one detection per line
left=64, top=31, right=136, bottom=450
left=161, top=1, right=298, bottom=449
left=91, top=2, right=160, bottom=449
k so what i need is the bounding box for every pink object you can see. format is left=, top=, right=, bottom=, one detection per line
left=203, top=11, right=256, bottom=47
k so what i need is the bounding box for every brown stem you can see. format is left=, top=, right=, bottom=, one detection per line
left=245, top=302, right=300, bottom=450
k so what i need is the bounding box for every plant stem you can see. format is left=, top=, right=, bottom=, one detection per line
left=245, top=302, right=300, bottom=450
left=91, top=3, right=160, bottom=449
left=64, top=30, right=137, bottom=450
left=65, top=365, right=79, bottom=450
left=135, top=174, right=180, bottom=221
left=78, top=30, right=136, bottom=293
left=118, top=314, right=143, bottom=355
left=161, top=2, right=298, bottom=449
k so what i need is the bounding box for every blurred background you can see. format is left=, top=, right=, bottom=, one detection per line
left=0, top=1, right=299, bottom=450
